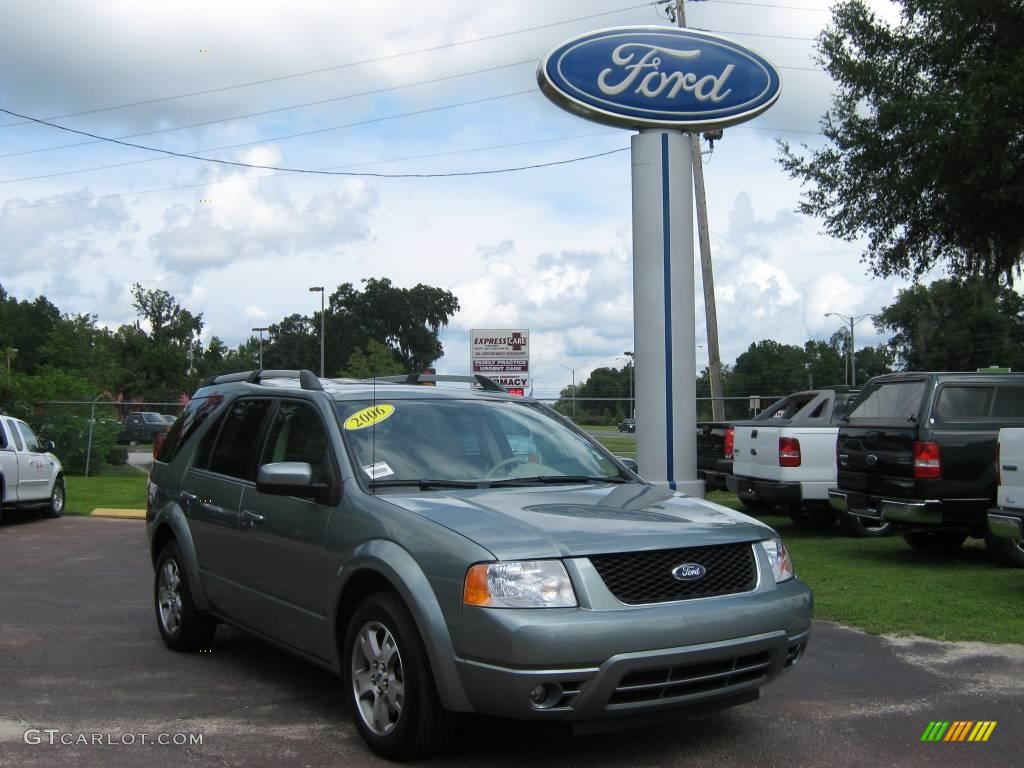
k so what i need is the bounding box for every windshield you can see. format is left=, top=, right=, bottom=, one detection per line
left=335, top=398, right=625, bottom=487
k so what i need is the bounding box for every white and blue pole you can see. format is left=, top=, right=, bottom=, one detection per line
left=631, top=130, right=703, bottom=496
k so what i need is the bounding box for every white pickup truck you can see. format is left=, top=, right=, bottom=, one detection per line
left=987, top=427, right=1024, bottom=567
left=726, top=388, right=888, bottom=536
left=0, top=415, right=65, bottom=520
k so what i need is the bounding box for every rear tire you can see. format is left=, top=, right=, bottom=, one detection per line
left=902, top=530, right=968, bottom=552
left=43, top=477, right=65, bottom=518
left=343, top=593, right=454, bottom=760
left=984, top=529, right=1024, bottom=568
left=840, top=512, right=893, bottom=538
left=154, top=541, right=216, bottom=651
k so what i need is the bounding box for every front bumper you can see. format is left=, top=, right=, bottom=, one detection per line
left=728, top=474, right=801, bottom=505
left=454, top=576, right=812, bottom=722
left=987, top=510, right=1023, bottom=541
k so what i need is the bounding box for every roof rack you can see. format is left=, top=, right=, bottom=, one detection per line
left=201, top=369, right=323, bottom=391
left=364, top=373, right=505, bottom=392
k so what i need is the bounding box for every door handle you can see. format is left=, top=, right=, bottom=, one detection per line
left=1002, top=465, right=1018, bottom=472
left=180, top=491, right=197, bottom=505
left=242, top=509, right=265, bottom=527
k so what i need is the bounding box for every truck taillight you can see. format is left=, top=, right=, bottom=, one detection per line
left=724, top=426, right=735, bottom=458
left=913, top=441, right=941, bottom=479
left=153, top=431, right=168, bottom=459
left=779, top=437, right=801, bottom=467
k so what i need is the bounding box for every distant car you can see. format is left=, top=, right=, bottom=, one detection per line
left=618, top=418, right=635, bottom=432
left=0, top=415, right=65, bottom=520
left=118, top=411, right=175, bottom=445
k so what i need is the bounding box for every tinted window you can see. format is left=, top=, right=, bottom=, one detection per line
left=158, top=395, right=225, bottom=464
left=934, top=386, right=993, bottom=420
left=831, top=395, right=856, bottom=424
left=0, top=423, right=6, bottom=449
left=848, top=381, right=926, bottom=421
left=992, top=386, right=1024, bottom=418
left=754, top=394, right=816, bottom=421
left=144, top=413, right=162, bottom=423
left=18, top=423, right=40, bottom=452
left=261, top=401, right=330, bottom=484
left=6, top=420, right=24, bottom=450
left=206, top=399, right=272, bottom=480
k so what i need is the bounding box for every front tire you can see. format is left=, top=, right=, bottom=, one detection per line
left=43, top=477, right=65, bottom=518
left=343, top=593, right=453, bottom=760
left=154, top=541, right=216, bottom=651
left=984, top=529, right=1024, bottom=568
left=902, top=530, right=968, bottom=552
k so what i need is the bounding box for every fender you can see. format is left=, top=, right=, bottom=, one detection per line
left=328, top=539, right=474, bottom=712
left=148, top=502, right=211, bottom=612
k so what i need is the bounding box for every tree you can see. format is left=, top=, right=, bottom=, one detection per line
left=0, top=286, right=61, bottom=374
left=874, top=278, right=1024, bottom=371
left=779, top=0, right=1024, bottom=284
left=339, top=340, right=406, bottom=379
left=730, top=340, right=808, bottom=397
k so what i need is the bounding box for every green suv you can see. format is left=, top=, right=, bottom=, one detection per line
left=146, top=370, right=812, bottom=760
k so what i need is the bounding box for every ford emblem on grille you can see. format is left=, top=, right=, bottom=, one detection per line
left=671, top=563, right=706, bottom=581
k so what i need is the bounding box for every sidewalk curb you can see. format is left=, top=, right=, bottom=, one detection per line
left=90, top=508, right=146, bottom=520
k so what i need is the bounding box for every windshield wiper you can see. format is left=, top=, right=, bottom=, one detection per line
left=369, top=479, right=482, bottom=491
left=487, top=475, right=630, bottom=487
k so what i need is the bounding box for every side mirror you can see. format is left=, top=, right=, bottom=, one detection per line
left=41, top=440, right=56, bottom=452
left=256, top=462, right=329, bottom=501
left=617, top=456, right=639, bottom=473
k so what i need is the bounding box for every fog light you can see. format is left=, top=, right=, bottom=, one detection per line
left=527, top=683, right=562, bottom=709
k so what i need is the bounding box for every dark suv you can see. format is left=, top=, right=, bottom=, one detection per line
left=828, top=372, right=1024, bottom=565
left=146, top=370, right=812, bottom=759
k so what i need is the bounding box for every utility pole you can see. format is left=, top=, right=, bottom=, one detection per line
left=561, top=364, right=576, bottom=421
left=825, top=312, right=872, bottom=386
left=251, top=327, right=269, bottom=369
left=309, top=286, right=325, bottom=377
left=667, top=0, right=725, bottom=420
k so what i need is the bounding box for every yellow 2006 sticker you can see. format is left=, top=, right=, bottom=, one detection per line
left=344, top=403, right=395, bottom=430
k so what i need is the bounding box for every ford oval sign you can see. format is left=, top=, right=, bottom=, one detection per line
left=538, top=26, right=781, bottom=130
left=671, top=563, right=707, bottom=581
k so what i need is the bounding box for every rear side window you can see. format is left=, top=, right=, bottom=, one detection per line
left=6, top=419, right=24, bottom=450
left=158, top=395, right=225, bottom=463
left=755, top=394, right=816, bottom=421
left=205, top=399, right=272, bottom=480
left=0, top=423, right=6, bottom=449
left=831, top=395, right=856, bottom=424
left=848, top=381, right=927, bottom=421
left=992, top=386, right=1024, bottom=418
left=933, top=386, right=994, bottom=420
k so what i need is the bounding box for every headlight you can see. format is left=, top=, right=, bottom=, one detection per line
left=760, top=539, right=794, bottom=583
left=463, top=560, right=577, bottom=608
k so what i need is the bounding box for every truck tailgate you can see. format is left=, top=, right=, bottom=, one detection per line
left=836, top=425, right=918, bottom=497
left=732, top=425, right=782, bottom=480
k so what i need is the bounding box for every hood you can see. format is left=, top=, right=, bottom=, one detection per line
left=380, top=483, right=774, bottom=560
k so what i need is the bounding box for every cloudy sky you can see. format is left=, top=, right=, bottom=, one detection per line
left=0, top=0, right=910, bottom=397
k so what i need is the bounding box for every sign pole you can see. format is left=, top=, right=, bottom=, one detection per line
left=631, top=130, right=702, bottom=494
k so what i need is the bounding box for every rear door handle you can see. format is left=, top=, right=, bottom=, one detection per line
left=180, top=491, right=197, bottom=505
left=242, top=509, right=265, bottom=527
left=1002, top=465, right=1018, bottom=472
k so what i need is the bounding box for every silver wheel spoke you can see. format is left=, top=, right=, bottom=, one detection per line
left=352, top=669, right=373, bottom=693
left=351, top=619, right=405, bottom=736
left=372, top=692, right=389, bottom=732
left=385, top=679, right=404, bottom=712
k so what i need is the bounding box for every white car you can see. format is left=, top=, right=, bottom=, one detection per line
left=987, top=427, right=1024, bottom=566
left=0, top=415, right=65, bottom=520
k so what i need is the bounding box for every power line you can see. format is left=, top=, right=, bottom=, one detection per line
left=0, top=106, right=628, bottom=180
left=706, top=0, right=828, bottom=11
left=0, top=2, right=657, bottom=131
left=0, top=59, right=537, bottom=160
left=0, top=92, right=541, bottom=184
left=700, top=26, right=817, bottom=41
left=1, top=130, right=622, bottom=211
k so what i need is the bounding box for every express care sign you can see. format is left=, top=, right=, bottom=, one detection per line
left=471, top=329, right=529, bottom=390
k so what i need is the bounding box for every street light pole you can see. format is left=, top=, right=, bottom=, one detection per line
left=618, top=353, right=635, bottom=420
left=309, top=286, right=325, bottom=377
left=251, top=327, right=269, bottom=369
left=825, top=312, right=873, bottom=385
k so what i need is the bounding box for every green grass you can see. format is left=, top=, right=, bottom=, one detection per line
left=65, top=465, right=148, bottom=515
left=592, top=431, right=637, bottom=457
left=707, top=491, right=1024, bottom=644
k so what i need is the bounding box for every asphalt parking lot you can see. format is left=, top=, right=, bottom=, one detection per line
left=1, top=515, right=1021, bottom=767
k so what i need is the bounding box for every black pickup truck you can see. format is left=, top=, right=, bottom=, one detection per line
left=697, top=421, right=733, bottom=491
left=828, top=372, right=1024, bottom=565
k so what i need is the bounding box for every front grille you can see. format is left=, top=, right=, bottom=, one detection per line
left=609, top=652, right=771, bottom=705
left=589, top=543, right=757, bottom=604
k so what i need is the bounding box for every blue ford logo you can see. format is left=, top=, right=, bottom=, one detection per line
left=671, top=563, right=706, bottom=581
left=538, top=26, right=781, bottom=130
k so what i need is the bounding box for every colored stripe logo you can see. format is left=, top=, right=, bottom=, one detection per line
left=920, top=721, right=997, bottom=742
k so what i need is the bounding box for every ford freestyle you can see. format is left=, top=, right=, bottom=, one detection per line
left=146, top=370, right=812, bottom=760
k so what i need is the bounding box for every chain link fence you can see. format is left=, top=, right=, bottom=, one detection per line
left=534, top=396, right=783, bottom=426
left=11, top=400, right=184, bottom=476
